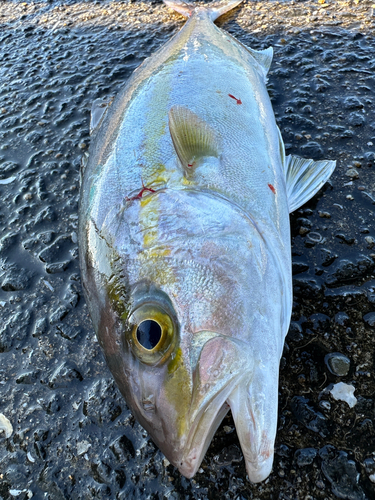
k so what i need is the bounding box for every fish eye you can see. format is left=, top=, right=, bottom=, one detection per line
left=128, top=304, right=177, bottom=365
left=136, top=320, right=162, bottom=350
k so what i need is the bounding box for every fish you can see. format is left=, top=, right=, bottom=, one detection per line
left=78, top=0, right=336, bottom=483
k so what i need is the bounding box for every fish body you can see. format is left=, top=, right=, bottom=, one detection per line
left=79, top=0, right=335, bottom=482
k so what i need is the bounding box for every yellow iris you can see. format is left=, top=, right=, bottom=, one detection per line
left=127, top=304, right=177, bottom=366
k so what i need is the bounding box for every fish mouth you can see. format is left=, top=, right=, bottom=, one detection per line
left=177, top=371, right=245, bottom=478
left=171, top=333, right=277, bottom=483
left=176, top=375, right=275, bottom=483
left=175, top=333, right=250, bottom=478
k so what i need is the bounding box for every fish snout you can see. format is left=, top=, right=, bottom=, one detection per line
left=192, top=332, right=253, bottom=392
left=188, top=333, right=280, bottom=483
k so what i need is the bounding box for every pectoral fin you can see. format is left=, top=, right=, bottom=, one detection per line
left=168, top=106, right=221, bottom=177
left=285, top=154, right=336, bottom=213
left=90, top=97, right=113, bottom=135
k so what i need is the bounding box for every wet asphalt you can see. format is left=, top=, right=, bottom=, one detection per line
left=0, top=0, right=375, bottom=499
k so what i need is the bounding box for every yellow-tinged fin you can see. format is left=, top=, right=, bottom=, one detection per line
left=285, top=155, right=336, bottom=213
left=168, top=105, right=220, bottom=177
left=163, top=0, right=243, bottom=21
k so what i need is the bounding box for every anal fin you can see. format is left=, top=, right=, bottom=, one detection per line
left=285, top=155, right=336, bottom=213
left=80, top=151, right=89, bottom=185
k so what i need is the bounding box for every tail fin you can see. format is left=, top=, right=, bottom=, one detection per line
left=163, top=0, right=243, bottom=21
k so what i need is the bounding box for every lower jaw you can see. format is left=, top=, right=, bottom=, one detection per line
left=176, top=400, right=230, bottom=478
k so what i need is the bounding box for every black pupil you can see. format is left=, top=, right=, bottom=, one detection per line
left=136, top=320, right=162, bottom=350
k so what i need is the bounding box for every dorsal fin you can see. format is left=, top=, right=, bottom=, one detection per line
left=247, top=46, right=273, bottom=76
left=225, top=31, right=273, bottom=77
left=80, top=151, right=89, bottom=185
left=168, top=106, right=221, bottom=177
left=285, top=155, right=336, bottom=213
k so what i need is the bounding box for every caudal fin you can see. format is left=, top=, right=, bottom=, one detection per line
left=163, top=0, right=243, bottom=21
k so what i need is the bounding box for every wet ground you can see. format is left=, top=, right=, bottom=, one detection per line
left=0, top=0, right=375, bottom=498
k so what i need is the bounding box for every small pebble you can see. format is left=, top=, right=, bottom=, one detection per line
left=335, top=312, right=349, bottom=326
left=295, top=448, right=317, bottom=466
left=348, top=112, right=365, bottom=127
left=319, top=400, right=331, bottom=411
left=77, top=440, right=91, bottom=456
left=318, top=211, right=331, bottom=218
left=345, top=168, right=359, bottom=179
left=363, top=312, right=375, bottom=327
left=325, top=353, right=350, bottom=376
left=0, top=414, right=13, bottom=437
left=365, top=236, right=375, bottom=249
left=329, top=382, right=357, bottom=408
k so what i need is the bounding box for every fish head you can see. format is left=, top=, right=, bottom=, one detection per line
left=112, top=288, right=255, bottom=479
left=85, top=188, right=282, bottom=482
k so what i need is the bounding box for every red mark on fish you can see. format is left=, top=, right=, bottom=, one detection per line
left=268, top=183, right=276, bottom=194
left=126, top=181, right=156, bottom=201
left=228, top=94, right=242, bottom=105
